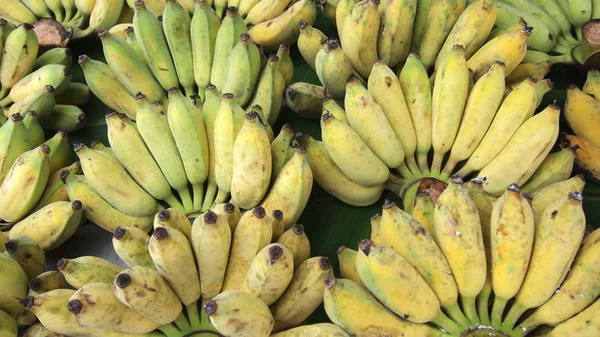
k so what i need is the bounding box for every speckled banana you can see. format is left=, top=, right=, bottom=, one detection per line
left=479, top=104, right=560, bottom=196
left=67, top=282, right=160, bottom=333
left=334, top=0, right=358, bottom=42
left=191, top=0, right=220, bottom=101
left=260, top=147, right=313, bottom=226
left=245, top=0, right=291, bottom=25
left=516, top=227, right=600, bottom=334
left=583, top=68, right=600, bottom=100
left=201, top=85, right=221, bottom=210
left=297, top=20, right=327, bottom=70
left=271, top=124, right=294, bottom=183
left=248, top=0, right=317, bottom=52
left=60, top=170, right=154, bottom=233
left=457, top=77, right=538, bottom=177
left=4, top=236, right=43, bottom=282
left=98, top=30, right=165, bottom=103
left=418, top=0, right=465, bottom=70
left=114, top=266, right=182, bottom=324
left=5, top=64, right=71, bottom=106
left=135, top=94, right=193, bottom=211
left=521, top=146, right=576, bottom=193
left=339, top=0, right=379, bottom=79
left=112, top=226, right=155, bottom=269
left=430, top=45, right=469, bottom=175
left=56, top=256, right=122, bottom=289
left=442, top=61, right=506, bottom=177
left=411, top=192, right=435, bottom=236
left=7, top=85, right=55, bottom=122
left=270, top=323, right=350, bottom=337
left=246, top=55, right=286, bottom=125
left=0, top=253, right=28, bottom=318
left=23, top=111, right=44, bottom=148
left=222, top=34, right=261, bottom=107
left=211, top=202, right=241, bottom=232
left=565, top=85, right=600, bottom=148
left=162, top=0, right=195, bottom=96
left=368, top=60, right=420, bottom=177
left=214, top=93, right=245, bottom=200
left=0, top=24, right=38, bottom=96
left=78, top=55, right=136, bottom=119
left=241, top=243, right=294, bottom=305
left=211, top=7, right=248, bottom=92
left=277, top=223, right=310, bottom=267
left=204, top=290, right=273, bottom=337
left=324, top=277, right=449, bottom=337
left=314, top=39, right=352, bottom=99
left=503, top=192, right=586, bottom=330
left=376, top=0, right=416, bottom=68
left=271, top=257, right=333, bottom=331
left=544, top=298, right=600, bottom=337
left=33, top=161, right=80, bottom=212
left=0, top=114, right=32, bottom=183
left=285, top=82, right=324, bottom=119
left=191, top=211, right=231, bottom=298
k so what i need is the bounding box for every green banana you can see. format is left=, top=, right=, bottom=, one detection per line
left=277, top=44, right=294, bottom=85
left=0, top=114, right=33, bottom=183
left=211, top=7, right=248, bottom=92
left=33, top=48, right=72, bottom=70
left=163, top=0, right=195, bottom=96
left=43, top=131, right=70, bottom=176
left=28, top=270, right=69, bottom=296
left=54, top=82, right=91, bottom=107
left=57, top=256, right=122, bottom=289
left=112, top=226, right=156, bottom=269
left=222, top=33, right=261, bottom=107
left=191, top=0, right=221, bottom=101
left=8, top=85, right=56, bottom=122
left=558, top=0, right=592, bottom=29
left=214, top=93, right=245, bottom=199
left=22, top=111, right=44, bottom=148
left=5, top=64, right=71, bottom=107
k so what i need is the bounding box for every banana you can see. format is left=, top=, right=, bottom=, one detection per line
left=503, top=191, right=586, bottom=330
left=434, top=175, right=486, bottom=323
left=78, top=55, right=137, bottom=119
left=222, top=33, right=261, bottom=107
left=211, top=7, right=248, bottom=92
left=74, top=0, right=97, bottom=18
left=78, top=0, right=125, bottom=37
left=67, top=282, right=160, bottom=333
left=583, top=68, right=600, bottom=100
left=323, top=277, right=448, bottom=337
left=6, top=64, right=71, bottom=107
left=201, top=84, right=221, bottom=210
left=410, top=192, right=435, bottom=236
left=40, top=105, right=86, bottom=132
left=506, top=60, right=552, bottom=85
left=558, top=0, right=592, bottom=29
left=0, top=0, right=37, bottom=24
left=57, top=256, right=120, bottom=290
left=419, top=0, right=466, bottom=70
left=214, top=93, right=245, bottom=199
left=276, top=223, right=310, bottom=267
left=33, top=162, right=79, bottom=212
left=245, top=0, right=291, bottom=25
left=487, top=184, right=535, bottom=327
left=148, top=226, right=200, bottom=305
left=271, top=124, right=294, bottom=182
left=122, top=26, right=145, bottom=61
left=191, top=211, right=231, bottom=298
left=0, top=23, right=38, bottom=93
left=340, top=0, right=379, bottom=79
left=162, top=0, right=195, bottom=96
left=529, top=0, right=577, bottom=43
left=105, top=113, right=182, bottom=209
left=223, top=207, right=273, bottom=291
left=565, top=134, right=600, bottom=182
left=112, top=226, right=155, bottom=269
left=0, top=309, right=17, bottom=336
left=248, top=0, right=318, bottom=52
left=167, top=88, right=209, bottom=211
left=285, top=82, right=324, bottom=119
left=271, top=257, right=333, bottom=331
left=153, top=208, right=192, bottom=239
left=335, top=0, right=358, bottom=41
left=0, top=253, right=28, bottom=318
left=22, top=111, right=43, bottom=148
left=494, top=4, right=556, bottom=53
left=113, top=266, right=182, bottom=325
left=544, top=298, right=600, bottom=337
left=54, top=82, right=91, bottom=107
left=530, top=174, right=585, bottom=220
left=43, top=131, right=69, bottom=176
left=277, top=44, right=294, bottom=85
left=28, top=270, right=68, bottom=296
left=4, top=235, right=44, bottom=279
left=565, top=85, right=600, bottom=148
left=191, top=0, right=220, bottom=101
left=314, top=39, right=352, bottom=99
left=98, top=30, right=165, bottom=103
left=60, top=170, right=154, bottom=233
left=442, top=61, right=506, bottom=177
left=7, top=85, right=55, bottom=122
left=320, top=0, right=338, bottom=22
left=239, top=0, right=261, bottom=17
left=516, top=228, right=600, bottom=334
left=297, top=20, right=327, bottom=70
left=260, top=147, right=313, bottom=226
left=204, top=290, right=274, bottom=337
left=134, top=94, right=193, bottom=211
left=23, top=322, right=67, bottom=337
left=377, top=0, right=416, bottom=68
left=270, top=323, right=350, bottom=337
left=0, top=114, right=32, bottom=183
left=368, top=60, right=420, bottom=176
left=211, top=202, right=241, bottom=232
left=246, top=54, right=286, bottom=125
left=430, top=44, right=469, bottom=175
left=457, top=77, right=538, bottom=177
left=521, top=146, right=576, bottom=193
left=231, top=111, right=272, bottom=209
left=132, top=1, right=179, bottom=91
left=337, top=245, right=364, bottom=286
left=33, top=48, right=72, bottom=70
left=479, top=104, right=560, bottom=196
left=241, top=243, right=294, bottom=305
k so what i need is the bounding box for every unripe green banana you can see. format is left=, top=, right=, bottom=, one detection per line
left=0, top=114, right=33, bottom=183
left=297, top=20, right=327, bottom=70
left=276, top=223, right=310, bottom=268
left=191, top=0, right=221, bottom=102
left=340, top=0, right=379, bottom=79
left=121, top=27, right=146, bottom=62
left=112, top=226, right=154, bottom=269
left=222, top=33, right=261, bottom=107
left=6, top=85, right=55, bottom=123
left=4, top=235, right=45, bottom=280
left=6, top=65, right=71, bottom=106
left=0, top=253, right=28, bottom=318
left=204, top=290, right=274, bottom=337
left=495, top=3, right=554, bottom=52
left=60, top=170, right=154, bottom=233
left=271, top=257, right=333, bottom=331
left=54, top=82, right=91, bottom=107
left=271, top=124, right=294, bottom=183
left=0, top=144, right=50, bottom=222
left=246, top=55, right=286, bottom=125
left=277, top=44, right=294, bottom=85
left=78, top=55, right=137, bottom=119
left=163, top=0, right=195, bottom=96
left=0, top=24, right=39, bottom=92
left=154, top=208, right=192, bottom=240
left=558, top=0, right=592, bottom=29
left=114, top=266, right=182, bottom=325
left=57, top=255, right=122, bottom=289
left=33, top=48, right=72, bottom=71
left=214, top=93, right=245, bottom=197
left=191, top=211, right=231, bottom=298
left=314, top=39, right=352, bottom=100
left=241, top=243, right=294, bottom=305
left=22, top=111, right=44, bottom=148
left=285, top=82, right=324, bottom=120
left=211, top=7, right=248, bottom=92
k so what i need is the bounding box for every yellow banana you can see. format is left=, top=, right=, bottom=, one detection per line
left=276, top=223, right=310, bottom=268
left=57, top=256, right=122, bottom=289
left=297, top=20, right=327, bottom=70
left=565, top=85, right=600, bottom=148
left=377, top=0, right=416, bottom=68
left=0, top=1, right=37, bottom=25
left=271, top=123, right=294, bottom=183
left=411, top=192, right=435, bottom=235
left=0, top=23, right=38, bottom=92
left=112, top=226, right=155, bottom=269
left=163, top=0, right=195, bottom=96
left=241, top=243, right=294, bottom=305
left=0, top=114, right=33, bottom=183
left=583, top=68, right=600, bottom=100
left=74, top=0, right=124, bottom=38
left=530, top=174, right=585, bottom=219
left=265, top=208, right=285, bottom=241
left=335, top=0, right=359, bottom=40
left=419, top=0, right=466, bottom=70
left=28, top=270, right=68, bottom=296
left=204, top=290, right=273, bottom=337
left=458, top=77, right=538, bottom=177
left=270, top=323, right=350, bottom=337
left=6, top=64, right=71, bottom=106
left=7, top=86, right=55, bottom=122
left=201, top=84, right=221, bottom=210
left=543, top=298, right=600, bottom=337
left=190, top=0, right=221, bottom=101
left=535, top=78, right=553, bottom=108
left=33, top=161, right=80, bottom=212
left=337, top=245, right=364, bottom=287
left=314, top=39, right=353, bottom=99
left=271, top=257, right=333, bottom=331
left=43, top=131, right=70, bottom=176
left=564, top=134, right=600, bottom=182
left=239, top=0, right=262, bottom=17
left=503, top=191, right=586, bottom=329
left=521, top=146, right=576, bottom=193
left=211, top=202, right=241, bottom=233
left=340, top=0, right=379, bottom=79
left=0, top=253, right=28, bottom=318
left=191, top=211, right=231, bottom=298
left=153, top=208, right=191, bottom=241
left=285, top=82, right=324, bottom=119
left=246, top=54, right=286, bottom=125
left=277, top=44, right=294, bottom=85
left=245, top=0, right=291, bottom=25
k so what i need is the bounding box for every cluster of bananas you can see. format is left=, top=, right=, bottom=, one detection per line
left=563, top=68, right=600, bottom=182
left=329, top=174, right=598, bottom=337
left=0, top=23, right=89, bottom=132
left=7, top=204, right=334, bottom=337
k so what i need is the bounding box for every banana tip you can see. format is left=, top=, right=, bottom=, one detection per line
left=71, top=200, right=82, bottom=211
left=67, top=300, right=83, bottom=314
left=39, top=144, right=51, bottom=155
left=470, top=177, right=484, bottom=185
left=10, top=113, right=23, bottom=122
left=285, top=87, right=296, bottom=99
left=273, top=210, right=284, bottom=221
left=44, top=85, right=55, bottom=93
left=319, top=256, right=331, bottom=270
left=22, top=23, right=33, bottom=30
left=29, top=278, right=42, bottom=292
left=299, top=20, right=308, bottom=29
left=245, top=111, right=259, bottom=120
left=153, top=227, right=169, bottom=240
left=204, top=211, right=217, bottom=224
left=77, top=54, right=88, bottom=65
left=292, top=223, right=304, bottom=235
left=282, top=123, right=293, bottom=133
left=56, top=258, right=68, bottom=270
left=167, top=87, right=180, bottom=95
left=226, top=6, right=238, bottom=15
left=296, top=146, right=307, bottom=154
left=4, top=240, right=17, bottom=253
left=158, top=209, right=171, bottom=221
left=253, top=206, right=266, bottom=219
left=113, top=227, right=126, bottom=240
left=224, top=202, right=236, bottom=213
left=450, top=174, right=464, bottom=184
left=370, top=213, right=381, bottom=221
left=59, top=170, right=70, bottom=183
left=269, top=54, right=279, bottom=62
left=568, top=191, right=583, bottom=201
left=20, top=297, right=34, bottom=310
left=134, top=92, right=146, bottom=101
left=507, top=183, right=520, bottom=192
left=269, top=245, right=284, bottom=260
left=324, top=277, right=337, bottom=289
left=0, top=19, right=7, bottom=26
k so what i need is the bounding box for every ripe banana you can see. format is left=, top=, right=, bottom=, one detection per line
left=190, top=0, right=221, bottom=101
left=0, top=0, right=37, bottom=24
left=271, top=124, right=294, bottom=182
left=564, top=134, right=600, bottom=182
left=7, top=65, right=71, bottom=105
left=241, top=243, right=294, bottom=305
left=211, top=202, right=241, bottom=232
left=270, top=323, right=350, bottom=337
left=7, top=85, right=55, bottom=122
left=204, top=290, right=274, bottom=337
left=214, top=93, right=245, bottom=198
left=153, top=208, right=192, bottom=240
left=411, top=192, right=435, bottom=236
left=0, top=114, right=33, bottom=183
left=277, top=44, right=294, bottom=85
left=201, top=84, right=221, bottom=210
left=314, top=39, right=352, bottom=99
left=340, top=0, right=379, bottom=79
left=506, top=60, right=552, bottom=85
left=246, top=54, right=286, bottom=125
left=245, top=0, right=291, bottom=26
left=57, top=256, right=122, bottom=289
left=277, top=223, right=310, bottom=267
left=297, top=20, right=327, bottom=70
left=565, top=85, right=600, bottom=148
left=33, top=161, right=80, bottom=212
left=419, top=0, right=466, bottom=70
left=337, top=245, right=364, bottom=287
left=521, top=146, right=576, bottom=193
left=28, top=270, right=69, bottom=296
left=544, top=298, right=600, bottom=337
left=23, top=111, right=44, bottom=149
left=0, top=253, right=28, bottom=318
left=112, top=226, right=155, bottom=269
left=0, top=24, right=39, bottom=93
left=377, top=0, right=416, bottom=68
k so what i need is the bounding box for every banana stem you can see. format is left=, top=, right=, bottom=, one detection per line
left=192, top=184, right=204, bottom=212
left=0, top=87, right=7, bottom=101
left=490, top=296, right=509, bottom=329
left=577, top=26, right=584, bottom=41
left=430, top=151, right=445, bottom=176
left=461, top=295, right=480, bottom=324
left=0, top=95, right=13, bottom=107
left=384, top=173, right=408, bottom=196
left=416, top=151, right=430, bottom=175
left=186, top=301, right=201, bottom=329
left=431, top=311, right=463, bottom=336
left=202, top=180, right=218, bottom=211
left=405, top=155, right=422, bottom=177
left=178, top=188, right=194, bottom=213
left=502, top=302, right=527, bottom=332
left=164, top=194, right=186, bottom=213
left=476, top=282, right=492, bottom=326
left=443, top=301, right=471, bottom=329
left=395, top=162, right=414, bottom=179
left=441, top=158, right=457, bottom=180
left=214, top=189, right=229, bottom=204
left=158, top=323, right=182, bottom=337
left=553, top=42, right=572, bottom=55
left=173, top=311, right=191, bottom=333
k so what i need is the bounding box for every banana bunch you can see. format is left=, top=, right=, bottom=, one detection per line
left=0, top=0, right=132, bottom=47
left=0, top=22, right=90, bottom=133
left=329, top=175, right=600, bottom=337
left=20, top=207, right=331, bottom=337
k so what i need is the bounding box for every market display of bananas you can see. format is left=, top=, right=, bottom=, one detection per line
left=329, top=176, right=600, bottom=337
left=14, top=208, right=332, bottom=337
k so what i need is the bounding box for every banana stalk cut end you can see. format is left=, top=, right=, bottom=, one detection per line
left=336, top=245, right=347, bottom=255
left=252, top=207, right=266, bottom=218
left=115, top=273, right=132, bottom=288
left=113, top=227, right=126, bottom=239
left=324, top=276, right=337, bottom=289
left=319, top=256, right=331, bottom=270
left=67, top=300, right=83, bottom=314
left=4, top=239, right=18, bottom=253
left=33, top=18, right=70, bottom=49
left=204, top=300, right=217, bottom=316
left=20, top=297, right=34, bottom=310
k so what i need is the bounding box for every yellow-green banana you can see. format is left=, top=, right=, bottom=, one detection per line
left=153, top=208, right=192, bottom=240
left=246, top=54, right=286, bottom=125
left=57, top=255, right=122, bottom=289
left=339, top=0, right=379, bottom=79
left=4, top=235, right=44, bottom=278
left=191, top=0, right=221, bottom=101
left=7, top=85, right=55, bottom=122
left=284, top=82, right=324, bottom=119
left=0, top=24, right=38, bottom=93
left=211, top=7, right=248, bottom=92
left=204, top=290, right=273, bottom=337
left=0, top=114, right=33, bottom=183
left=201, top=84, right=221, bottom=210
left=0, top=253, right=28, bottom=318
left=112, top=226, right=155, bottom=269
left=276, top=223, right=310, bottom=267
left=6, top=65, right=71, bottom=106
left=271, top=123, right=294, bottom=182
left=74, top=0, right=125, bottom=38
left=245, top=0, right=291, bottom=25
left=163, top=0, right=195, bottom=96
left=214, top=93, right=245, bottom=199
left=521, top=146, right=576, bottom=193
left=241, top=243, right=294, bottom=305
left=419, top=0, right=466, bottom=70
left=32, top=162, right=80, bottom=212
left=222, top=33, right=261, bottom=107
left=297, top=20, right=327, bottom=70
left=270, top=323, right=350, bottom=337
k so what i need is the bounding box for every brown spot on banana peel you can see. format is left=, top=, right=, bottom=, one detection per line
left=67, top=300, right=83, bottom=314
left=116, top=273, right=132, bottom=288
left=204, top=211, right=217, bottom=224
left=44, top=85, right=55, bottom=93
left=114, top=227, right=126, bottom=240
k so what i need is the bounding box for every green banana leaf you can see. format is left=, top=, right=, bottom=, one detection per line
left=45, top=9, right=600, bottom=326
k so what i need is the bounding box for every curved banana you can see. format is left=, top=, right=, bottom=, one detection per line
left=211, top=202, right=241, bottom=232
left=163, top=0, right=195, bottom=96
left=112, top=226, right=155, bottom=269
left=271, top=123, right=294, bottom=182
left=565, top=85, right=600, bottom=148
left=0, top=114, right=33, bottom=183
left=7, top=85, right=55, bottom=122
left=564, top=134, right=600, bottom=182
left=57, top=255, right=122, bottom=289
left=495, top=3, right=556, bottom=52
left=297, top=20, right=327, bottom=70
left=23, top=111, right=44, bottom=148
left=506, top=60, right=552, bottom=85
left=7, top=64, right=71, bottom=105
left=0, top=253, right=28, bottom=318
left=419, top=0, right=466, bottom=70
left=204, top=290, right=273, bottom=337
left=33, top=161, right=81, bottom=212
left=75, top=0, right=124, bottom=38
left=28, top=270, right=69, bottom=296
left=0, top=0, right=37, bottom=24
left=335, top=0, right=359, bottom=42
left=583, top=68, right=600, bottom=100
left=339, top=0, right=379, bottom=79
left=377, top=0, right=416, bottom=68
left=337, top=245, right=364, bottom=286
left=0, top=23, right=39, bottom=92
left=521, top=146, right=576, bottom=193
left=246, top=54, right=286, bottom=125
left=241, top=243, right=294, bottom=305
left=201, top=84, right=221, bottom=210
left=191, top=0, right=221, bottom=101
left=54, top=82, right=91, bottom=107
left=5, top=235, right=44, bottom=278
